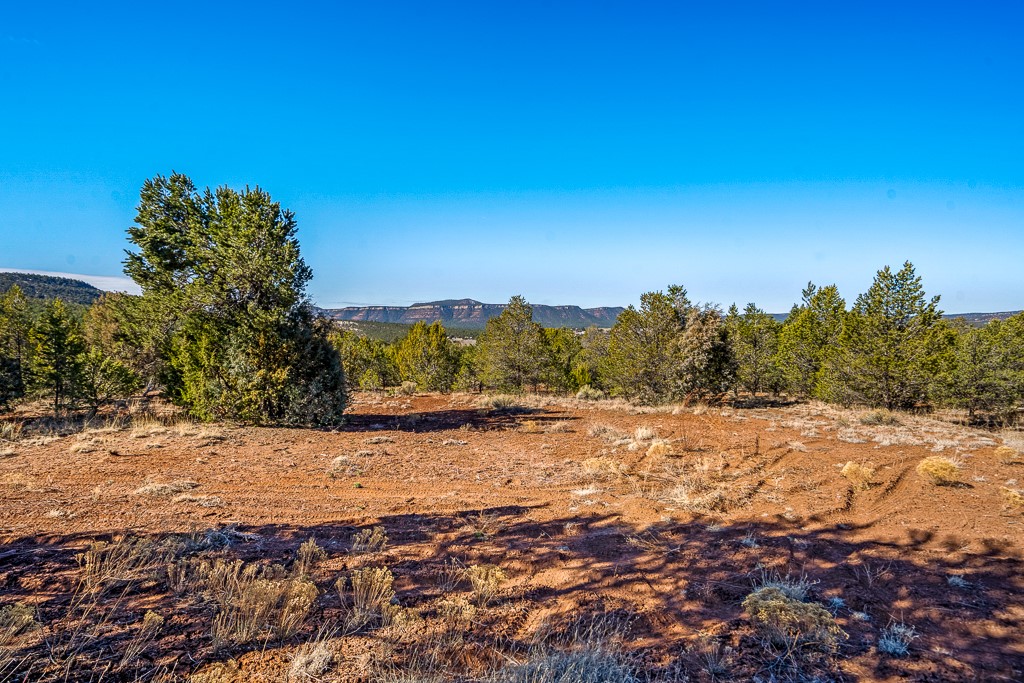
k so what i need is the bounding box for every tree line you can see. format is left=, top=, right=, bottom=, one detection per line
left=2, top=173, right=1021, bottom=425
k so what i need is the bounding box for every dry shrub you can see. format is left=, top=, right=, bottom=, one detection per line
left=0, top=447, right=16, bottom=458
left=754, top=570, right=818, bottom=601
left=518, top=419, right=543, bottom=433
left=196, top=558, right=319, bottom=649
left=545, top=421, right=571, bottom=433
left=437, top=596, right=477, bottom=631
left=742, top=587, right=844, bottom=651
left=878, top=621, right=917, bottom=657
left=646, top=439, right=673, bottom=458
left=575, top=385, right=605, bottom=401
left=173, top=493, right=224, bottom=507
left=587, top=424, right=625, bottom=442
left=77, top=536, right=165, bottom=596
left=634, top=426, right=656, bottom=441
left=294, top=538, right=327, bottom=577
left=665, top=456, right=729, bottom=512
left=288, top=628, right=336, bottom=681
left=117, top=610, right=164, bottom=670
left=0, top=603, right=35, bottom=648
left=399, top=381, right=417, bottom=395
left=916, top=456, right=962, bottom=485
left=582, top=456, right=627, bottom=479
left=0, top=422, right=24, bottom=441
left=840, top=461, right=875, bottom=490
left=994, top=445, right=1022, bottom=464
left=860, top=410, right=902, bottom=426
left=365, top=435, right=394, bottom=444
left=477, top=395, right=527, bottom=413
left=135, top=479, right=200, bottom=496
left=339, top=566, right=396, bottom=629
left=466, top=564, right=507, bottom=606
left=328, top=455, right=360, bottom=477
left=351, top=526, right=388, bottom=554
left=1002, top=487, right=1024, bottom=509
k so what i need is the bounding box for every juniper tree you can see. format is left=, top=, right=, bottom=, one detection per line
left=0, top=285, right=33, bottom=409
left=395, top=321, right=462, bottom=391
left=30, top=299, right=85, bottom=415
left=777, top=283, right=846, bottom=398
left=604, top=290, right=682, bottom=404
left=825, top=261, right=945, bottom=409
left=124, top=172, right=347, bottom=425
left=478, top=296, right=547, bottom=392
left=941, top=315, right=1024, bottom=423
left=727, top=303, right=783, bottom=397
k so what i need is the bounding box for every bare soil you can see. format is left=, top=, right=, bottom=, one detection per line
left=1, top=393, right=1022, bottom=681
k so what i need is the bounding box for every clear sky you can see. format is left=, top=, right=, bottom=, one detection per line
left=1, top=1, right=1022, bottom=312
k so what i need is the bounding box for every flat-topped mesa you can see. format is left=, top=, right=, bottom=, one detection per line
left=324, top=299, right=625, bottom=329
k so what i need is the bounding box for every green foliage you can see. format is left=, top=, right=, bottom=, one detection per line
left=124, top=172, right=347, bottom=425
left=30, top=299, right=86, bottom=414
left=542, top=327, right=585, bottom=393
left=726, top=302, right=783, bottom=396
left=823, top=262, right=945, bottom=409
left=941, top=315, right=1024, bottom=422
left=478, top=296, right=548, bottom=392
left=331, top=330, right=400, bottom=391
left=777, top=283, right=846, bottom=398
left=0, top=285, right=33, bottom=409
left=394, top=321, right=462, bottom=391
left=605, top=287, right=733, bottom=404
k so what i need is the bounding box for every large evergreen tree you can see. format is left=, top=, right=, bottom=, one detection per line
left=825, top=262, right=945, bottom=409
left=777, top=283, right=846, bottom=398
left=727, top=303, right=783, bottom=397
left=0, top=285, right=33, bottom=409
left=30, top=299, right=85, bottom=415
left=124, top=172, right=347, bottom=425
left=478, top=296, right=547, bottom=392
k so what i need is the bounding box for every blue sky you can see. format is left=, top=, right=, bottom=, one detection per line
left=1, top=1, right=1022, bottom=312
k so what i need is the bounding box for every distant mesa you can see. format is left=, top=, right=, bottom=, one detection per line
left=324, top=299, right=626, bottom=329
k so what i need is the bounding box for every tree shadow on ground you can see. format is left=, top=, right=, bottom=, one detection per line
left=2, top=503, right=1022, bottom=682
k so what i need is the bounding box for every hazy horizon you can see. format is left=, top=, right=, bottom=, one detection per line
left=2, top=2, right=1022, bottom=312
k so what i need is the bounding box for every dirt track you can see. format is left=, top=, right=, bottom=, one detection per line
left=1, top=393, right=1022, bottom=681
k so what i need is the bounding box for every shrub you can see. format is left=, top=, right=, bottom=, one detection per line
left=1002, top=487, right=1024, bottom=509
left=399, top=380, right=417, bottom=396
left=575, top=385, right=605, bottom=401
left=995, top=445, right=1022, bottom=464
left=742, top=587, right=844, bottom=651
left=916, top=456, right=962, bottom=485
left=351, top=526, right=388, bottom=554
left=466, top=564, right=507, bottom=606
left=293, top=538, right=327, bottom=577
left=634, top=426, right=656, bottom=441
left=582, top=457, right=627, bottom=479
left=877, top=621, right=917, bottom=657
left=339, top=566, right=395, bottom=628
left=646, top=439, right=673, bottom=458
left=840, top=461, right=875, bottom=489
left=859, top=410, right=902, bottom=426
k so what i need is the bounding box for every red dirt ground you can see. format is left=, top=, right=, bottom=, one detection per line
left=1, top=393, right=1022, bottom=681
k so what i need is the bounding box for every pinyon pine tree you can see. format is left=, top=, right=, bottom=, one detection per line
left=478, top=296, right=547, bottom=392
left=124, top=172, right=347, bottom=425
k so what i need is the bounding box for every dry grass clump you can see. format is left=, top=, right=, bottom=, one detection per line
left=742, top=587, right=844, bottom=651
left=582, top=456, right=628, bottom=479
left=117, top=610, right=164, bottom=670
left=352, top=526, right=388, bottom=554
left=633, top=426, right=656, bottom=441
left=77, top=535, right=168, bottom=596
left=173, top=493, right=224, bottom=507
left=486, top=649, right=638, bottom=683
left=328, top=455, right=362, bottom=477
left=437, top=596, right=477, bottom=631
left=366, top=435, right=395, bottom=444
left=545, top=420, right=571, bottom=433
left=134, top=479, right=200, bottom=496
left=288, top=629, right=335, bottom=681
left=0, top=421, right=24, bottom=442
left=195, top=558, right=319, bottom=649
left=646, top=439, right=673, bottom=458
left=916, top=456, right=962, bottom=485
left=477, top=395, right=529, bottom=414
left=840, top=461, right=875, bottom=490
left=1001, top=487, right=1024, bottom=510
left=587, top=423, right=625, bottom=442
left=665, top=456, right=731, bottom=513
left=441, top=438, right=468, bottom=446
left=466, top=564, right=507, bottom=606
left=994, top=445, right=1022, bottom=464
left=0, top=447, right=17, bottom=458
left=859, top=410, right=902, bottom=426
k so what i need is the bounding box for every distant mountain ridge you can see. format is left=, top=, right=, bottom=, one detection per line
left=324, top=299, right=626, bottom=329
left=0, top=272, right=103, bottom=306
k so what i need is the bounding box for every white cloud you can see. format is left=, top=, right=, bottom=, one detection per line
left=0, top=268, right=141, bottom=295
